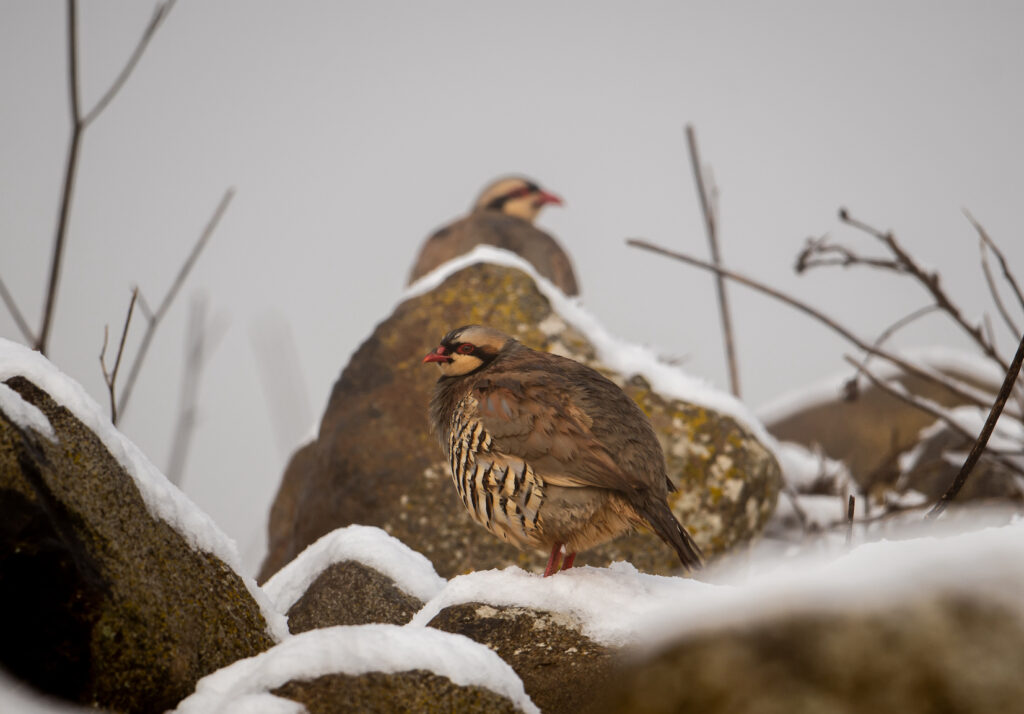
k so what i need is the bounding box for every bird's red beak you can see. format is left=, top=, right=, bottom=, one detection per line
left=537, top=190, right=564, bottom=207
left=423, top=346, right=451, bottom=364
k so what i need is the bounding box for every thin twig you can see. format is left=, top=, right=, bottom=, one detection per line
left=82, top=1, right=177, bottom=126
left=117, top=188, right=235, bottom=419
left=686, top=124, right=741, bottom=398
left=928, top=331, right=1024, bottom=518
left=99, top=288, right=138, bottom=425
left=844, top=304, right=941, bottom=400
left=840, top=209, right=1009, bottom=372
left=627, top=238, right=995, bottom=412
left=977, top=224, right=1021, bottom=338
left=0, top=276, right=35, bottom=343
left=845, top=495, right=855, bottom=546
left=965, top=209, right=1024, bottom=317
left=795, top=235, right=900, bottom=273
left=35, top=0, right=178, bottom=356
left=37, top=0, right=85, bottom=356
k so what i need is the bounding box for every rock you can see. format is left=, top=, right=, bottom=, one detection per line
left=594, top=595, right=1024, bottom=714
left=174, top=624, right=540, bottom=714
left=261, top=525, right=446, bottom=633
left=260, top=256, right=781, bottom=580
left=285, top=561, right=425, bottom=633
left=0, top=374, right=276, bottom=712
left=895, top=416, right=1022, bottom=502
left=763, top=356, right=1003, bottom=494
left=428, top=602, right=614, bottom=714
left=271, top=670, right=522, bottom=714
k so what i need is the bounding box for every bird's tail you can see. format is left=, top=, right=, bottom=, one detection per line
left=642, top=498, right=704, bottom=571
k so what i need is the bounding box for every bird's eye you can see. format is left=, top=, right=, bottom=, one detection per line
left=457, top=343, right=475, bottom=355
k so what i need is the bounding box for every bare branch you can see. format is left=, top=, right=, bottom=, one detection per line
left=36, top=0, right=179, bottom=356
left=0, top=276, right=35, bottom=344
left=99, top=288, right=138, bottom=425
left=627, top=238, right=995, bottom=412
left=37, top=0, right=86, bottom=356
left=82, top=1, right=178, bottom=126
left=928, top=331, right=1024, bottom=518
left=843, top=304, right=941, bottom=400
left=840, top=209, right=1009, bottom=372
left=117, top=188, right=235, bottom=419
left=795, top=234, right=901, bottom=274
left=976, top=224, right=1022, bottom=339
left=965, top=210, right=1024, bottom=317
left=686, top=124, right=741, bottom=398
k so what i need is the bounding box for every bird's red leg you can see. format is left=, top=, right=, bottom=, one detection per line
left=543, top=542, right=563, bottom=577
left=561, top=552, right=576, bottom=570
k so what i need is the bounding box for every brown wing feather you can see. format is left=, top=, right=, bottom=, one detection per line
left=466, top=352, right=665, bottom=496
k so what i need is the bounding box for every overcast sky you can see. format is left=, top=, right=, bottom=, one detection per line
left=3, top=1, right=1023, bottom=572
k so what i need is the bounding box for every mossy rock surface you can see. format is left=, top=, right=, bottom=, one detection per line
left=0, top=377, right=274, bottom=712
left=260, top=262, right=780, bottom=581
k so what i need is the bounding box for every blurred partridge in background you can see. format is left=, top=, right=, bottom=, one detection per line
left=408, top=176, right=579, bottom=295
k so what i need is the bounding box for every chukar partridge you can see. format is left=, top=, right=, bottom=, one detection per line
left=407, top=176, right=579, bottom=295
left=424, top=325, right=702, bottom=576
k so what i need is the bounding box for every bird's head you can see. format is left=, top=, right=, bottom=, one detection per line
left=422, top=325, right=512, bottom=377
left=473, top=177, right=563, bottom=223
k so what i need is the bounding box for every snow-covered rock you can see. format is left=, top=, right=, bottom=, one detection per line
left=174, top=624, right=539, bottom=714
left=262, top=525, right=446, bottom=632
left=0, top=340, right=285, bottom=711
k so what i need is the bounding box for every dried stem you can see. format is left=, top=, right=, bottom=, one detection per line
left=99, top=288, right=138, bottom=425
left=33, top=0, right=177, bottom=356
left=117, top=188, right=235, bottom=420
left=0, top=276, right=34, bottom=344
left=795, top=235, right=899, bottom=273
left=843, top=304, right=940, bottom=400
left=966, top=210, right=1024, bottom=317
left=686, top=124, right=741, bottom=397
left=927, top=331, right=1024, bottom=518
left=845, top=495, right=855, bottom=546
left=626, top=238, right=993, bottom=411
left=81, top=1, right=177, bottom=126
left=839, top=209, right=1009, bottom=372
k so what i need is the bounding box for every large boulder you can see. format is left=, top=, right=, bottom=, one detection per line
left=0, top=344, right=282, bottom=712
left=260, top=252, right=781, bottom=580
left=173, top=625, right=539, bottom=714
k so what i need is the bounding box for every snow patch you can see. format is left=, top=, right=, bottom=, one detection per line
left=262, top=525, right=447, bottom=612
left=173, top=624, right=539, bottom=714
left=409, top=563, right=716, bottom=648
left=0, top=381, right=56, bottom=442
left=404, top=245, right=774, bottom=448
left=411, top=518, right=1024, bottom=654
left=0, top=339, right=288, bottom=642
